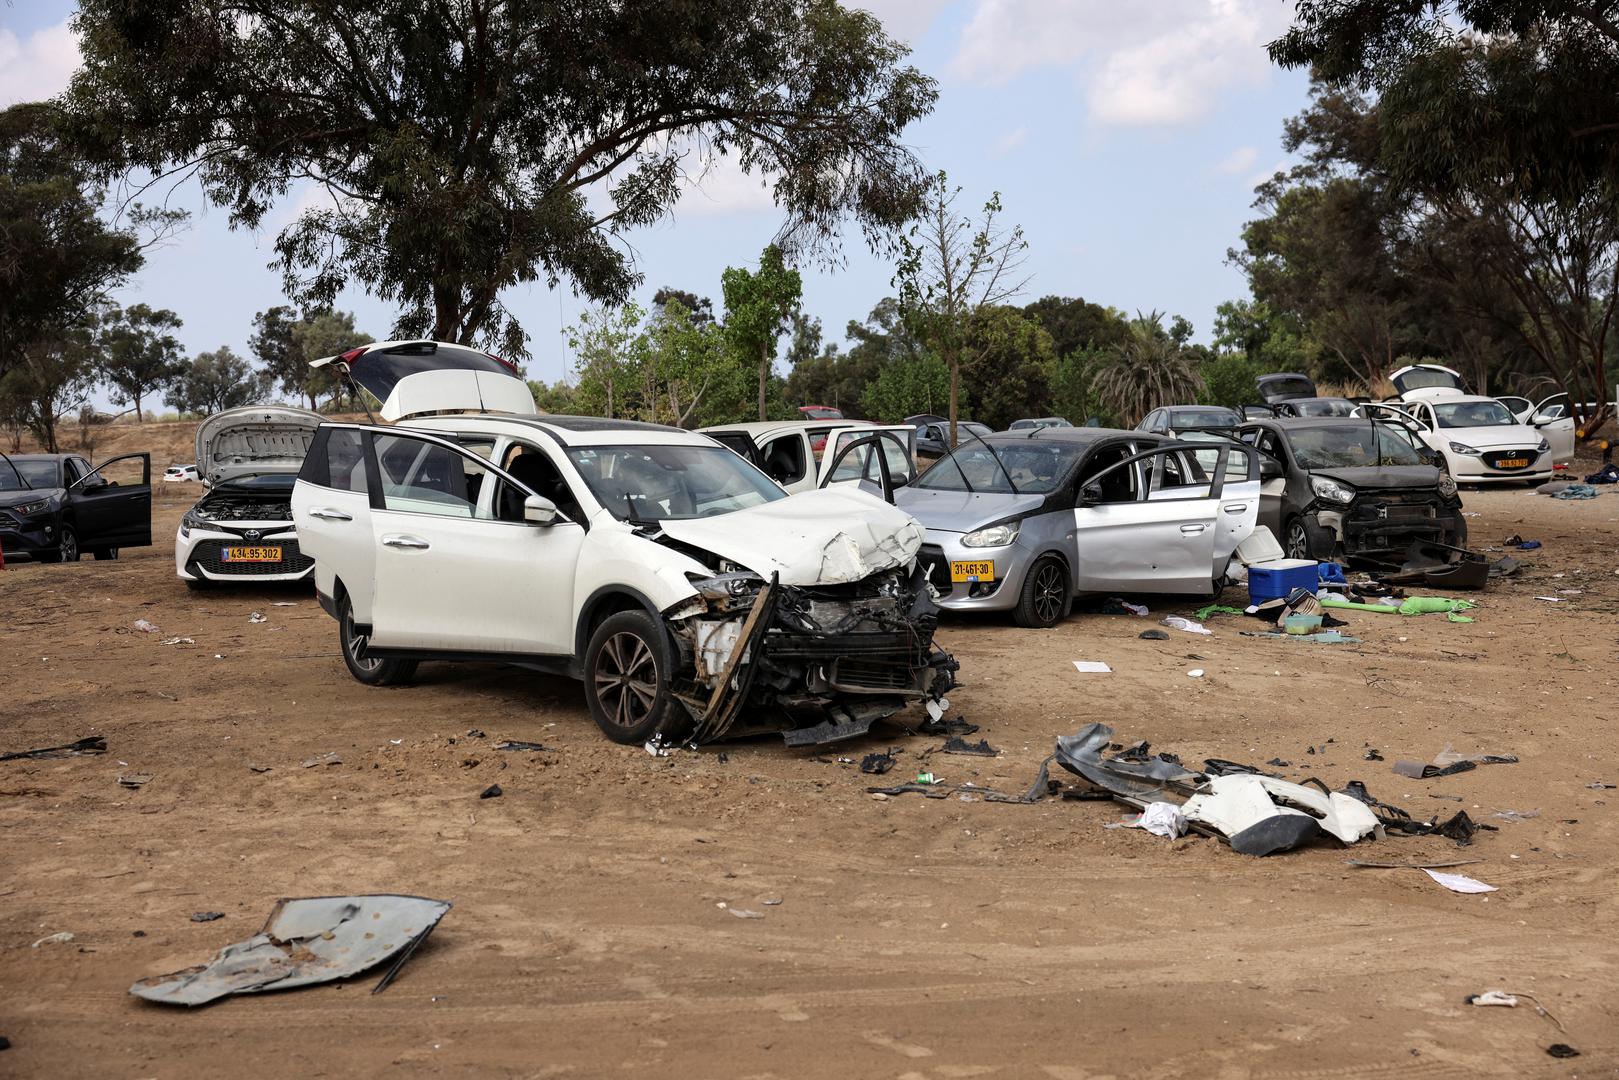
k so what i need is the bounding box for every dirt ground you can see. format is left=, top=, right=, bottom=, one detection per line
left=3, top=471, right=1618, bottom=1079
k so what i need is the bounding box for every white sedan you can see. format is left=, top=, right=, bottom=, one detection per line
left=1370, top=395, right=1557, bottom=484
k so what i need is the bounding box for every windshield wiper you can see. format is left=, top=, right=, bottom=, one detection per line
left=958, top=425, right=1019, bottom=494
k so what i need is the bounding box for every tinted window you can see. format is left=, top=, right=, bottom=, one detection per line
left=1289, top=399, right=1357, bottom=417
left=375, top=434, right=492, bottom=518
left=565, top=444, right=787, bottom=523
left=349, top=344, right=517, bottom=404
left=1168, top=408, right=1238, bottom=429
left=299, top=428, right=370, bottom=493
left=1288, top=426, right=1428, bottom=468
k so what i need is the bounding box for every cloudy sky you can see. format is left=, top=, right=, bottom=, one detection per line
left=2, top=1, right=1309, bottom=394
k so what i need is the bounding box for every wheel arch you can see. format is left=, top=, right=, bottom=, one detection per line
left=574, top=585, right=664, bottom=659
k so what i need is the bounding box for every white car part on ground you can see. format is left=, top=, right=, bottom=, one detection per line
left=1180, top=773, right=1382, bottom=856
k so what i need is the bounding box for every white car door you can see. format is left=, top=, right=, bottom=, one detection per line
left=818, top=426, right=919, bottom=492
left=292, top=425, right=380, bottom=620
left=365, top=430, right=585, bottom=654
left=1179, top=444, right=1260, bottom=576
left=756, top=432, right=814, bottom=493
left=1072, top=446, right=1223, bottom=594
left=1531, top=394, right=1577, bottom=463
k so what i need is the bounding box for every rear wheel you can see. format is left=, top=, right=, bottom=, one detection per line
left=1014, top=556, right=1069, bottom=629
left=93, top=547, right=119, bottom=561
left=584, top=610, right=681, bottom=744
left=338, top=593, right=417, bottom=687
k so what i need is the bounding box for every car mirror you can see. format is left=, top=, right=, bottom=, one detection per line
left=523, top=494, right=558, bottom=526
left=1531, top=411, right=1557, bottom=426
left=1259, top=458, right=1282, bottom=481
left=1079, top=481, right=1103, bottom=507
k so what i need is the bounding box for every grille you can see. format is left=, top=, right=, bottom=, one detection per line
left=831, top=656, right=925, bottom=692
left=765, top=631, right=921, bottom=660
left=1485, top=450, right=1537, bottom=471
left=189, top=538, right=314, bottom=577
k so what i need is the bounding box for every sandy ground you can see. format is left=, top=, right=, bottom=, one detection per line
left=2, top=475, right=1618, bottom=1079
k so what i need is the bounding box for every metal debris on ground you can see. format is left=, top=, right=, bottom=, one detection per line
left=859, top=750, right=896, bottom=775
left=300, top=752, right=342, bottom=768
left=479, top=784, right=503, bottom=799
left=1, top=736, right=108, bottom=762
left=31, top=932, right=74, bottom=948
left=727, top=907, right=764, bottom=919
left=160, top=637, right=195, bottom=646
left=249, top=612, right=267, bottom=624
left=1467, top=991, right=1518, bottom=1008
left=190, top=912, right=224, bottom=923
left=493, top=740, right=552, bottom=752
left=129, top=895, right=452, bottom=1006
left=942, top=736, right=998, bottom=757
left=117, top=773, right=153, bottom=788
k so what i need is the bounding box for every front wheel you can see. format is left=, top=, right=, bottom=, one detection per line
left=1284, top=518, right=1313, bottom=561
left=41, top=526, right=78, bottom=564
left=584, top=610, right=682, bottom=744
left=1014, top=556, right=1070, bottom=629
left=338, top=593, right=417, bottom=687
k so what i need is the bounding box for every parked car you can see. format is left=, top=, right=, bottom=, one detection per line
left=1272, top=397, right=1359, bottom=418
left=291, top=342, right=955, bottom=747
left=1255, top=372, right=1318, bottom=405
left=1236, top=418, right=1466, bottom=563
left=1136, top=405, right=1240, bottom=435
left=0, top=451, right=151, bottom=563
left=797, top=405, right=843, bottom=421
left=700, top=420, right=917, bottom=494
left=894, top=428, right=1261, bottom=628
left=163, top=463, right=200, bottom=482
left=175, top=405, right=324, bottom=589
left=907, top=414, right=994, bottom=458
left=1364, top=396, right=1569, bottom=482
left=1008, top=416, right=1073, bottom=431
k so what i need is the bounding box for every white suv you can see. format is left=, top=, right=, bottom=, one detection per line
left=291, top=341, right=955, bottom=746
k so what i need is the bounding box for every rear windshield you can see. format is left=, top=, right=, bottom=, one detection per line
left=1262, top=376, right=1315, bottom=399
left=915, top=441, right=1083, bottom=494
left=351, top=344, right=518, bottom=404
left=1289, top=426, right=1429, bottom=468
left=1434, top=401, right=1514, bottom=429
left=1289, top=398, right=1357, bottom=417
left=1399, top=367, right=1464, bottom=391
left=1169, top=408, right=1238, bottom=429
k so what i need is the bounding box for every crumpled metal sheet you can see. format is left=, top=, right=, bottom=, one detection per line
left=1180, top=774, right=1381, bottom=855
left=129, top=894, right=451, bottom=1006
left=1054, top=723, right=1199, bottom=801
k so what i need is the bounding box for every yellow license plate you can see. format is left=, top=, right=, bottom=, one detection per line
left=1496, top=458, right=1528, bottom=468
left=222, top=546, right=282, bottom=562
left=950, top=560, right=995, bottom=583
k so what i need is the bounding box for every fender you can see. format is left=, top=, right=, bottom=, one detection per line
left=573, top=584, right=666, bottom=659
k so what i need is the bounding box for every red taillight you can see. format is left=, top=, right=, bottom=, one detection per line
left=339, top=347, right=365, bottom=364
left=485, top=352, right=519, bottom=374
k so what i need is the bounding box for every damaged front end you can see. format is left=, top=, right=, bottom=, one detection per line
left=664, top=563, right=957, bottom=746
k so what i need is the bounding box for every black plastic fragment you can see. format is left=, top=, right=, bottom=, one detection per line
left=1229, top=814, right=1322, bottom=856
left=867, top=784, right=948, bottom=799
left=919, top=716, right=979, bottom=737
left=479, top=784, right=503, bottom=799
left=1266, top=758, right=1291, bottom=767
left=860, top=751, right=895, bottom=775
left=1546, top=1044, right=1580, bottom=1059
left=493, top=740, right=552, bottom=752
left=189, top=912, right=224, bottom=923
left=1139, top=629, right=1170, bottom=640
left=942, top=736, right=998, bottom=757
left=1, top=736, right=108, bottom=762
left=783, top=714, right=877, bottom=747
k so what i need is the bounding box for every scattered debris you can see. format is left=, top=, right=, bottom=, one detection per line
left=644, top=736, right=672, bottom=757
left=1072, top=661, right=1112, bottom=674
left=479, top=784, right=503, bottom=799
left=1105, top=801, right=1186, bottom=838
left=248, top=612, right=267, bottom=624
left=1393, top=747, right=1517, bottom=779
left=271, top=601, right=298, bottom=607
left=1345, top=859, right=1483, bottom=870
left=1533, top=596, right=1566, bottom=603
left=493, top=740, right=551, bottom=752
left=117, top=773, right=153, bottom=788
left=1546, top=1044, right=1580, bottom=1059
left=915, top=772, right=938, bottom=785
left=1587, top=781, right=1616, bottom=790
left=129, top=894, right=452, bottom=1005
left=1161, top=615, right=1212, bottom=635
left=860, top=751, right=895, bottom=775
left=727, top=907, right=764, bottom=919
left=301, top=752, right=342, bottom=768
left=1423, top=869, right=1497, bottom=894
left=1492, top=808, right=1540, bottom=823
left=1138, top=629, right=1170, bottom=640
left=1467, top=991, right=1518, bottom=1008
left=132, top=619, right=160, bottom=633
left=1187, top=669, right=1205, bottom=678
left=190, top=912, right=224, bottom=923
left=31, top=932, right=74, bottom=948
left=1364, top=748, right=1383, bottom=761
left=247, top=764, right=272, bottom=774
left=465, top=729, right=485, bottom=739
left=942, top=736, right=998, bottom=757
left=1, top=736, right=107, bottom=762
left=159, top=637, right=195, bottom=646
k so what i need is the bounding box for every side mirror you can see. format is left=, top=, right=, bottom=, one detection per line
left=1079, top=482, right=1103, bottom=507
left=1259, top=458, right=1282, bottom=481
left=523, top=493, right=558, bottom=526
left=1531, top=411, right=1558, bottom=426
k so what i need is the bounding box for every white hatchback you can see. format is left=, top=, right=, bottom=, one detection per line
left=291, top=341, right=955, bottom=747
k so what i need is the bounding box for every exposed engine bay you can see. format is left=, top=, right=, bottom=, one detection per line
left=664, top=562, right=957, bottom=746
left=192, top=490, right=293, bottom=522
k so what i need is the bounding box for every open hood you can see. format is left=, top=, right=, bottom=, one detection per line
left=196, top=405, right=323, bottom=487
left=658, top=487, right=924, bottom=586
left=311, top=340, right=537, bottom=421
left=1391, top=363, right=1466, bottom=398
left=1256, top=373, right=1317, bottom=403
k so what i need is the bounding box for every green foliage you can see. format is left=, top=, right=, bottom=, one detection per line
left=250, top=307, right=369, bottom=409
left=1024, top=295, right=1130, bottom=358
left=862, top=352, right=949, bottom=421
left=785, top=298, right=920, bottom=418
left=67, top=0, right=935, bottom=358
left=1051, top=348, right=1111, bottom=427
left=1197, top=352, right=1263, bottom=411
left=528, top=379, right=579, bottom=415
left=721, top=245, right=802, bottom=420
left=167, top=347, right=267, bottom=416
left=566, top=298, right=750, bottom=427
left=1092, top=312, right=1205, bottom=426
left=958, top=306, right=1056, bottom=430
left=98, top=303, right=184, bottom=420
left=0, top=323, right=97, bottom=452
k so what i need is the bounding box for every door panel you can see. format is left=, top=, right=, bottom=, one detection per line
left=818, top=427, right=918, bottom=491
left=72, top=453, right=152, bottom=548
left=1073, top=448, right=1220, bottom=593
left=1533, top=395, right=1576, bottom=463
left=293, top=427, right=376, bottom=617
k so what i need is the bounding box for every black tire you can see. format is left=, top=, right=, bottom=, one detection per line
left=1283, top=517, right=1313, bottom=561
left=93, top=547, right=119, bottom=561
left=337, top=593, right=417, bottom=687
left=1014, top=556, right=1070, bottom=629
left=583, top=610, right=681, bottom=745
left=41, top=526, right=78, bottom=564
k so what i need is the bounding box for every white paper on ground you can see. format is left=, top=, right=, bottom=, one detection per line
left=1073, top=661, right=1112, bottom=673
left=1424, top=869, right=1498, bottom=893
left=1162, top=615, right=1212, bottom=635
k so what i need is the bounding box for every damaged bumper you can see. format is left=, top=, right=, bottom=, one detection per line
left=665, top=563, right=957, bottom=745
left=1310, top=492, right=1467, bottom=562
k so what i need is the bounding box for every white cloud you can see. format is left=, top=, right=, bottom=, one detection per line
left=0, top=19, right=80, bottom=108
left=675, top=149, right=777, bottom=217
left=854, top=0, right=953, bottom=43
left=1215, top=145, right=1258, bottom=175
left=949, top=0, right=1295, bottom=127
left=1246, top=159, right=1289, bottom=189
left=991, top=126, right=1029, bottom=157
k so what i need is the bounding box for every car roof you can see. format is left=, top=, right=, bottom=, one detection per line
left=992, top=427, right=1164, bottom=447
left=1246, top=416, right=1380, bottom=431
left=701, top=419, right=870, bottom=437
left=404, top=413, right=715, bottom=448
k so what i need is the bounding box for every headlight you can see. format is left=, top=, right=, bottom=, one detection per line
left=1448, top=441, right=1481, bottom=456
left=1536, top=438, right=1550, bottom=454
left=180, top=510, right=212, bottom=538
left=1437, top=473, right=1457, bottom=498
left=11, top=499, right=50, bottom=516
left=1309, top=476, right=1355, bottom=505
left=961, top=522, right=1019, bottom=548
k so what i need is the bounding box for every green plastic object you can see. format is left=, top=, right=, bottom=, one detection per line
left=1319, top=596, right=1476, bottom=617
left=1194, top=603, right=1248, bottom=620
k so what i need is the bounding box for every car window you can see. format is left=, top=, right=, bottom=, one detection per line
left=62, top=459, right=81, bottom=485
left=374, top=434, right=494, bottom=519
left=760, top=435, right=808, bottom=484
left=494, top=442, right=583, bottom=524
left=12, top=460, right=61, bottom=488
left=1433, top=400, right=1515, bottom=428
left=1496, top=396, right=1531, bottom=415
left=826, top=431, right=912, bottom=486
left=914, top=441, right=1081, bottom=494
left=1079, top=445, right=1140, bottom=504
left=1288, top=426, right=1428, bottom=468
left=300, top=427, right=370, bottom=493
left=565, top=444, right=787, bottom=523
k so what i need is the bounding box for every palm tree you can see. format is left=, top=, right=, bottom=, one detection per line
left=1093, top=311, right=1205, bottom=425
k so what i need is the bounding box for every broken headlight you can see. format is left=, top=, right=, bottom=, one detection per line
left=688, top=570, right=765, bottom=602
left=961, top=522, right=1019, bottom=548
left=1437, top=472, right=1458, bottom=498
left=1309, top=476, right=1354, bottom=505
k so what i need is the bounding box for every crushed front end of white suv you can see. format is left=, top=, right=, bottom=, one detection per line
left=290, top=340, right=956, bottom=747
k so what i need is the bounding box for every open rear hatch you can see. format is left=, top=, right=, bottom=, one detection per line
left=311, top=340, right=538, bottom=421
left=196, top=406, right=324, bottom=487
left=1390, top=363, right=1467, bottom=398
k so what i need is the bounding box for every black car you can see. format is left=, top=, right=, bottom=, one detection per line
left=906, top=414, right=994, bottom=458
left=0, top=451, right=153, bottom=562
left=1136, top=405, right=1240, bottom=435
left=1255, top=372, right=1318, bottom=404
left=1239, top=418, right=1466, bottom=563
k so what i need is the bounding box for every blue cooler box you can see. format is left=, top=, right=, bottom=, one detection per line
left=1248, top=558, right=1319, bottom=604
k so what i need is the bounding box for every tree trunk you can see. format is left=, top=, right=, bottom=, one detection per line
left=758, top=347, right=768, bottom=421
left=133, top=391, right=143, bottom=422
left=948, top=355, right=959, bottom=448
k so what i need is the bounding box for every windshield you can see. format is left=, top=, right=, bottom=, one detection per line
left=1169, top=408, right=1238, bottom=429
left=1434, top=401, right=1515, bottom=429
left=566, top=444, right=787, bottom=523
left=1290, top=398, right=1357, bottom=417
left=915, top=441, right=1083, bottom=494
left=8, top=459, right=60, bottom=488
left=1289, top=426, right=1429, bottom=469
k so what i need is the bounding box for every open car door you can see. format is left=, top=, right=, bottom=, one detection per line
left=706, top=430, right=762, bottom=468
left=817, top=426, right=918, bottom=494
left=1530, top=393, right=1576, bottom=464
left=70, top=453, right=152, bottom=551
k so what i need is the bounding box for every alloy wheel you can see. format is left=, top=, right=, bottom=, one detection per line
left=594, top=631, right=658, bottom=730
left=1032, top=563, right=1066, bottom=625
left=1286, top=522, right=1310, bottom=560
left=344, top=609, right=381, bottom=673
left=60, top=530, right=78, bottom=562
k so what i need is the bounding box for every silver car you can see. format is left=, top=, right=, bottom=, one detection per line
left=894, top=428, right=1261, bottom=627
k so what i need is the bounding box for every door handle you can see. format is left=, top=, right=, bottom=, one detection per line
left=310, top=508, right=353, bottom=521
left=381, top=534, right=430, bottom=550
left=1222, top=503, right=1248, bottom=513
left=1180, top=523, right=1207, bottom=535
